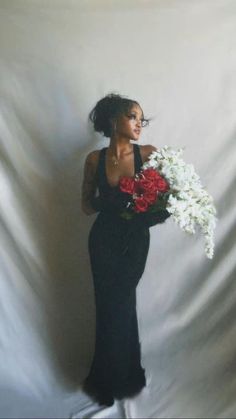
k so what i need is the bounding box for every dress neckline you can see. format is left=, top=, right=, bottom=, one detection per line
left=104, top=144, right=136, bottom=189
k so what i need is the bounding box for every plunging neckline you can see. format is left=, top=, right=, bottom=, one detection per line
left=104, top=144, right=136, bottom=189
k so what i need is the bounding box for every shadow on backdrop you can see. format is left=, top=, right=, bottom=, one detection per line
left=41, top=131, right=100, bottom=389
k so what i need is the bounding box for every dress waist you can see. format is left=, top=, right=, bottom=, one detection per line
left=96, top=209, right=130, bottom=225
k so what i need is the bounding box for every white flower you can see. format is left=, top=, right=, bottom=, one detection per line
left=142, top=146, right=217, bottom=259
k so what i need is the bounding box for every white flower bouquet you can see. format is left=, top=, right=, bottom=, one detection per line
left=142, top=146, right=217, bottom=259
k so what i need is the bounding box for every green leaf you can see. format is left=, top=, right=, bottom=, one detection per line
left=120, top=211, right=134, bottom=220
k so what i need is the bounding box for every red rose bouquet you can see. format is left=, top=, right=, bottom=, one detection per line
left=119, top=168, right=170, bottom=219
left=116, top=145, right=217, bottom=257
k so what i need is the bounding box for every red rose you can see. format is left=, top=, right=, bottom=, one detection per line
left=133, top=196, right=149, bottom=213
left=143, top=190, right=158, bottom=204
left=142, top=168, right=161, bottom=181
left=137, top=178, right=158, bottom=193
left=133, top=179, right=142, bottom=195
left=156, top=177, right=169, bottom=192
left=142, top=169, right=169, bottom=192
left=119, top=177, right=135, bottom=194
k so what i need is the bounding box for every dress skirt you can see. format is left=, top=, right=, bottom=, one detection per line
left=84, top=211, right=150, bottom=401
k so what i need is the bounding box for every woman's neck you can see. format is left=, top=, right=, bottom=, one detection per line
left=108, top=137, right=133, bottom=158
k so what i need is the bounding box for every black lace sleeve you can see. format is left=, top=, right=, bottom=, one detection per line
left=90, top=196, right=102, bottom=212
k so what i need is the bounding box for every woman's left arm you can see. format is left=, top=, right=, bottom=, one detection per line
left=81, top=151, right=99, bottom=215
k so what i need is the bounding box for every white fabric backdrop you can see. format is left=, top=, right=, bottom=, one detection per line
left=0, top=1, right=236, bottom=418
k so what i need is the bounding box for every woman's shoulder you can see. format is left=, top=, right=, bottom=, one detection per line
left=85, top=148, right=103, bottom=166
left=139, top=144, right=157, bottom=163
left=85, top=149, right=102, bottom=171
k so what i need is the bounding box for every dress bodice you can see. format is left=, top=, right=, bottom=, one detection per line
left=96, top=144, right=143, bottom=215
left=92, top=144, right=171, bottom=227
left=95, top=144, right=143, bottom=215
left=96, top=143, right=143, bottom=189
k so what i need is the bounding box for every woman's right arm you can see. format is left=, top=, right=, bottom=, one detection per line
left=81, top=151, right=100, bottom=215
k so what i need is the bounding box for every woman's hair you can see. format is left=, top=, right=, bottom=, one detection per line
left=88, top=93, right=151, bottom=137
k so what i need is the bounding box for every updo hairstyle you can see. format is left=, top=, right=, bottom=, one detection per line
left=88, top=93, right=150, bottom=138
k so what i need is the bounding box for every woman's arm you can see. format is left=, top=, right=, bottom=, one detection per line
left=81, top=151, right=99, bottom=215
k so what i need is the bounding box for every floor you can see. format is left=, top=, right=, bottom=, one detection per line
left=70, top=399, right=127, bottom=419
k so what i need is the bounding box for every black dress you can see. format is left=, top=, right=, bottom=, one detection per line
left=82, top=144, right=170, bottom=406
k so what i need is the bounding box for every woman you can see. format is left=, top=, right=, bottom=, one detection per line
left=81, top=93, right=170, bottom=407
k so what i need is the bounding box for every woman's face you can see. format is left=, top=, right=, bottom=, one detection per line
left=113, top=104, right=144, bottom=141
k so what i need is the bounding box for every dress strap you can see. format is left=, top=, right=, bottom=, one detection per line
left=133, top=144, right=143, bottom=173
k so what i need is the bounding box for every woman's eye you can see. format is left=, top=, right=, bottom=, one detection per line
left=127, top=114, right=148, bottom=126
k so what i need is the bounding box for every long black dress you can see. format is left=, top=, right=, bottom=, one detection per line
left=83, top=144, right=170, bottom=406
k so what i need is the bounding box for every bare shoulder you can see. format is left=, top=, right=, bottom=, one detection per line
left=139, top=144, right=158, bottom=163
left=85, top=149, right=100, bottom=163
left=84, top=149, right=101, bottom=172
